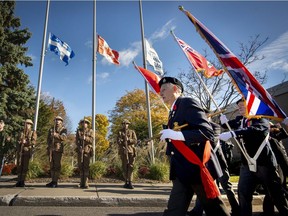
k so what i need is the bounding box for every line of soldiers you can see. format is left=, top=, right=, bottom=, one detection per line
left=0, top=116, right=94, bottom=189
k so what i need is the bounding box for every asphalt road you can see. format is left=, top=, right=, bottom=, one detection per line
left=0, top=206, right=269, bottom=216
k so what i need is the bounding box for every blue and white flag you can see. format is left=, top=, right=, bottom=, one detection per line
left=48, top=33, right=75, bottom=65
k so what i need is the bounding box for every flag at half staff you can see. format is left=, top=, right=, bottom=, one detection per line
left=179, top=6, right=287, bottom=121
left=97, top=35, right=120, bottom=65
left=145, top=39, right=164, bottom=76
left=172, top=32, right=223, bottom=78
left=48, top=33, right=75, bottom=66
left=133, top=62, right=161, bottom=94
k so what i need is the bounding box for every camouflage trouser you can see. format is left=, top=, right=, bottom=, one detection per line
left=17, top=153, right=31, bottom=181
left=121, top=152, right=135, bottom=182
left=50, top=151, right=63, bottom=182
left=77, top=153, right=91, bottom=186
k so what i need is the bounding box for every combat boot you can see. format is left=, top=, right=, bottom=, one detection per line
left=127, top=181, right=134, bottom=189
left=46, top=181, right=57, bottom=187
left=123, top=181, right=129, bottom=188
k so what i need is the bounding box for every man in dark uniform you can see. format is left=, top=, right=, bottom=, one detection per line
left=0, top=118, right=13, bottom=177
left=75, top=118, right=94, bottom=189
left=117, top=119, right=137, bottom=189
left=46, top=116, right=67, bottom=188
left=15, top=119, right=37, bottom=187
left=219, top=98, right=288, bottom=216
left=159, top=77, right=230, bottom=216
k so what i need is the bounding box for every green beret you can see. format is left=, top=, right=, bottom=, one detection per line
left=159, top=76, right=184, bottom=93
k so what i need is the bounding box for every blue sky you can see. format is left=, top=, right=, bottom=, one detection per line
left=15, top=0, right=288, bottom=130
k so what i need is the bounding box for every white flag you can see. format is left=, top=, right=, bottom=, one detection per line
left=145, top=39, right=163, bottom=76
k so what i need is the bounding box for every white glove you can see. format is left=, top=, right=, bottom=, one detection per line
left=220, top=114, right=229, bottom=125
left=282, top=117, right=288, bottom=126
left=159, top=129, right=185, bottom=141
left=219, top=131, right=235, bottom=142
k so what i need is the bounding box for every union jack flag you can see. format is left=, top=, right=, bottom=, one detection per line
left=179, top=6, right=287, bottom=121
left=172, top=32, right=223, bottom=78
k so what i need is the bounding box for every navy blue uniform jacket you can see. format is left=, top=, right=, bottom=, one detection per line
left=166, top=96, right=221, bottom=185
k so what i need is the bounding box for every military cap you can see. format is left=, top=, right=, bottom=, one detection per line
left=158, top=76, right=184, bottom=93
left=55, top=116, right=63, bottom=121
left=25, top=119, right=33, bottom=125
left=80, top=119, right=91, bottom=124
left=122, top=119, right=130, bottom=124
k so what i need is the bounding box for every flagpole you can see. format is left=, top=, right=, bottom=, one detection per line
left=171, top=30, right=254, bottom=168
left=139, top=0, right=154, bottom=164
left=92, top=0, right=97, bottom=163
left=33, top=0, right=50, bottom=131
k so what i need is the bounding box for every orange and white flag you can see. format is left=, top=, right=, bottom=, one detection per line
left=97, top=35, right=120, bottom=65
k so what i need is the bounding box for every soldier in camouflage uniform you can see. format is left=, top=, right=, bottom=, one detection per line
left=15, top=119, right=37, bottom=187
left=117, top=119, right=137, bottom=189
left=46, top=116, right=67, bottom=188
left=75, top=118, right=94, bottom=189
left=0, top=118, right=13, bottom=177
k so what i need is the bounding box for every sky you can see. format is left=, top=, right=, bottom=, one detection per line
left=14, top=0, right=288, bottom=130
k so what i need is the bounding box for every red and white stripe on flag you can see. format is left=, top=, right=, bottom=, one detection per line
left=97, top=35, right=120, bottom=65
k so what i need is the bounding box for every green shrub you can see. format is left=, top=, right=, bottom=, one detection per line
left=60, top=163, right=74, bottom=178
left=27, top=161, right=44, bottom=179
left=90, top=161, right=107, bottom=179
left=148, top=162, right=169, bottom=181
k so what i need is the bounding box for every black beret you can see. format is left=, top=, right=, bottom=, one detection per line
left=159, top=77, right=184, bottom=93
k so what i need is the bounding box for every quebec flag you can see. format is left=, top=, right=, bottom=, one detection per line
left=48, top=33, right=75, bottom=65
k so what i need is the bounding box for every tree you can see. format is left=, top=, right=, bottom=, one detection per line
left=108, top=89, right=169, bottom=166
left=0, top=0, right=34, bottom=135
left=178, top=35, right=269, bottom=111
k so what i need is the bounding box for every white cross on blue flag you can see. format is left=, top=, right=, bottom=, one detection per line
left=48, top=33, right=75, bottom=65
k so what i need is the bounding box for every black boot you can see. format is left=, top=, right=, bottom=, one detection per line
left=127, top=181, right=134, bottom=189
left=123, top=181, right=129, bottom=188
left=15, top=181, right=21, bottom=187
left=46, top=181, right=55, bottom=187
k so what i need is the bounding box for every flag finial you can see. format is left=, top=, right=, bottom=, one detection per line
left=178, top=5, right=185, bottom=11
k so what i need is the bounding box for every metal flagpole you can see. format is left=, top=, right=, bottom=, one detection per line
left=139, top=0, right=154, bottom=164
left=33, top=0, right=50, bottom=131
left=171, top=30, right=255, bottom=169
left=92, top=0, right=97, bottom=163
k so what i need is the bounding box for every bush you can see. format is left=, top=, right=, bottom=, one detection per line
left=1, top=163, right=16, bottom=175
left=148, top=162, right=169, bottom=181
left=60, top=163, right=74, bottom=178
left=90, top=161, right=107, bottom=179
left=27, top=161, right=44, bottom=179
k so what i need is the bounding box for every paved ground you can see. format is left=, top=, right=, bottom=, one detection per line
left=0, top=175, right=266, bottom=210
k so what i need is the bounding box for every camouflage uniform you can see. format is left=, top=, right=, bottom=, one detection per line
left=75, top=119, right=94, bottom=188
left=15, top=119, right=37, bottom=187
left=0, top=119, right=13, bottom=176
left=117, top=119, right=137, bottom=189
left=46, top=116, right=67, bottom=188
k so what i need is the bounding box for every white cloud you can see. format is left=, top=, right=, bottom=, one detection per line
left=149, top=19, right=176, bottom=42
left=248, top=31, right=288, bottom=73
left=119, top=19, right=175, bottom=67
left=97, top=72, right=109, bottom=79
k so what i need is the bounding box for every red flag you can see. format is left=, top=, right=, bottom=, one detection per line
left=179, top=6, right=287, bottom=121
left=134, top=64, right=161, bottom=94
left=174, top=34, right=223, bottom=78
left=97, top=35, right=120, bottom=65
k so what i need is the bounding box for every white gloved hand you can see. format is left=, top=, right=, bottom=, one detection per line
left=159, top=129, right=185, bottom=141
left=219, top=131, right=235, bottom=142
left=220, top=114, right=229, bottom=125
left=282, top=117, right=288, bottom=126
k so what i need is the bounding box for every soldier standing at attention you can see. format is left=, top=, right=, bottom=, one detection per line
left=46, top=116, right=67, bottom=188
left=117, top=119, right=137, bottom=189
left=75, top=118, right=94, bottom=189
left=15, top=119, right=37, bottom=187
left=0, top=118, right=12, bottom=177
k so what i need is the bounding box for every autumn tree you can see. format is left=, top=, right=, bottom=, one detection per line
left=0, top=0, right=35, bottom=135
left=108, top=89, right=169, bottom=165
left=178, top=35, right=269, bottom=111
